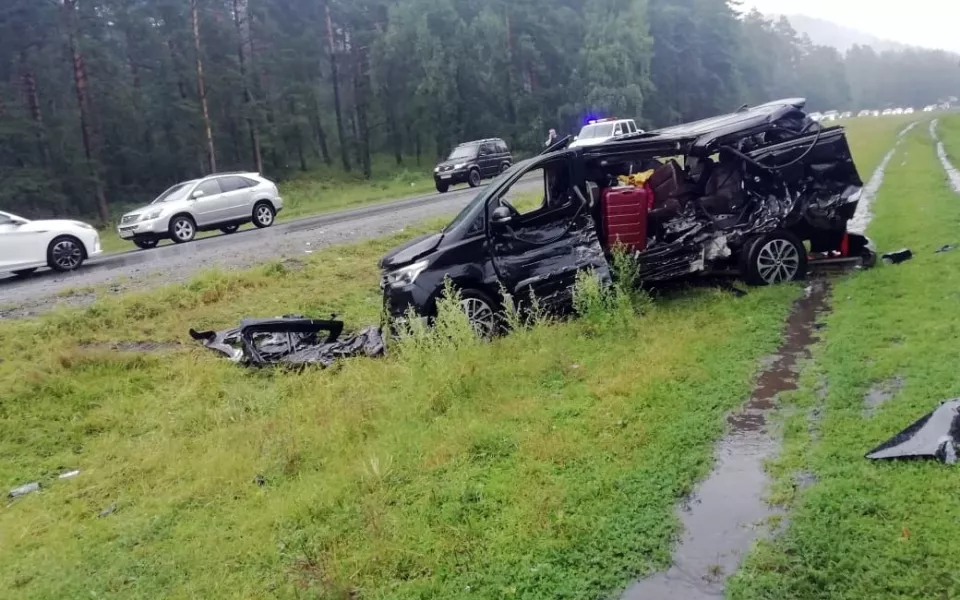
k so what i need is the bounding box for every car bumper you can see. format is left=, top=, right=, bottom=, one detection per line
left=434, top=170, right=468, bottom=185
left=118, top=217, right=168, bottom=239
left=382, top=281, right=434, bottom=321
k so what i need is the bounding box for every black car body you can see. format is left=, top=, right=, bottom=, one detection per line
left=434, top=139, right=513, bottom=193
left=382, top=99, right=871, bottom=331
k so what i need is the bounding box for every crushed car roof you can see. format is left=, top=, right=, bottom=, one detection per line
left=582, top=98, right=810, bottom=158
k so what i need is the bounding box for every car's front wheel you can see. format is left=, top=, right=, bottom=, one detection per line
left=436, top=182, right=449, bottom=194
left=134, top=238, right=159, bottom=250
left=458, top=288, right=499, bottom=339
left=47, top=236, right=86, bottom=272
left=169, top=215, right=197, bottom=244
left=252, top=202, right=275, bottom=228
left=467, top=169, right=482, bottom=188
left=742, top=230, right=808, bottom=286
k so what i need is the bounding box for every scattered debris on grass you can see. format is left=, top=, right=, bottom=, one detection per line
left=97, top=504, right=117, bottom=518
left=866, top=399, right=960, bottom=464
left=9, top=482, right=40, bottom=499
left=190, top=316, right=385, bottom=368
left=936, top=244, right=957, bottom=254
left=58, top=470, right=80, bottom=480
left=862, top=376, right=905, bottom=418
left=622, top=280, right=830, bottom=599
left=881, top=249, right=913, bottom=264
left=254, top=475, right=266, bottom=487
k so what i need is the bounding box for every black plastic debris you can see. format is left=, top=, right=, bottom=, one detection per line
left=9, top=482, right=40, bottom=499
left=865, top=399, right=960, bottom=464
left=936, top=244, right=957, bottom=254
left=881, top=249, right=913, bottom=264
left=190, top=315, right=385, bottom=368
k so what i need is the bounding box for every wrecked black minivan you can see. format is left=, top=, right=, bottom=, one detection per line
left=379, top=99, right=873, bottom=333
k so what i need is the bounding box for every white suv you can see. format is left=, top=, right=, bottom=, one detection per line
left=118, top=172, right=283, bottom=249
left=569, top=118, right=642, bottom=149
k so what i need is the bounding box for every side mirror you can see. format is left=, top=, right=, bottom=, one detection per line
left=573, top=136, right=579, bottom=142
left=491, top=206, right=513, bottom=226
left=191, top=190, right=205, bottom=199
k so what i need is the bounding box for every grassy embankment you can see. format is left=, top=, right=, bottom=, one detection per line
left=729, top=117, right=960, bottom=599
left=0, top=118, right=910, bottom=599
left=98, top=156, right=439, bottom=254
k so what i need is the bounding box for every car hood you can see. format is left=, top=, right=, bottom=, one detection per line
left=122, top=200, right=185, bottom=220
left=379, top=232, right=443, bottom=270
left=19, top=219, right=94, bottom=232
left=436, top=158, right=473, bottom=169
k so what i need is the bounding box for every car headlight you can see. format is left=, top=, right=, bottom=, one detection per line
left=77, top=222, right=95, bottom=230
left=453, top=163, right=465, bottom=170
left=383, top=259, right=429, bottom=289
left=141, top=210, right=163, bottom=221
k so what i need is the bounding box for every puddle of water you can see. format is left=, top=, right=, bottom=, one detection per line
left=621, top=281, right=830, bottom=600
left=862, top=375, right=905, bottom=418
left=930, top=119, right=960, bottom=193
left=849, top=122, right=918, bottom=235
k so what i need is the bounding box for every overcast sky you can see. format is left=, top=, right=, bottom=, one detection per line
left=740, top=0, right=960, bottom=54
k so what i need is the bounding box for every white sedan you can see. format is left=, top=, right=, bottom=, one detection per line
left=0, top=210, right=102, bottom=276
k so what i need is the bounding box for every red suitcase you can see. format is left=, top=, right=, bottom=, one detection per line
left=601, top=186, right=650, bottom=252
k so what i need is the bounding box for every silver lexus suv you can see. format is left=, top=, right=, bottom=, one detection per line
left=117, top=172, right=283, bottom=249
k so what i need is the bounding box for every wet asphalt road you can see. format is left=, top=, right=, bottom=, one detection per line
left=0, top=178, right=539, bottom=318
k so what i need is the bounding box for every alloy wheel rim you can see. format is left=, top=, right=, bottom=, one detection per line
left=461, top=297, right=495, bottom=337
left=257, top=206, right=273, bottom=225
left=52, top=240, right=82, bottom=270
left=174, top=219, right=194, bottom=240
left=757, top=239, right=800, bottom=284
left=470, top=171, right=481, bottom=186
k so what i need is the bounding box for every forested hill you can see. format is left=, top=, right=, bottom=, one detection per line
left=771, top=14, right=908, bottom=54
left=2, top=0, right=959, bottom=222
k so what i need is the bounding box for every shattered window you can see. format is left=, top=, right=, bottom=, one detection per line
left=501, top=163, right=571, bottom=216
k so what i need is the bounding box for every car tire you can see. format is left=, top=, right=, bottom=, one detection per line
left=221, top=225, right=240, bottom=234
left=47, top=235, right=86, bottom=272
left=436, top=182, right=449, bottom=194
left=467, top=169, right=482, bottom=188
left=134, top=238, right=159, bottom=250
left=12, top=268, right=37, bottom=277
left=457, top=288, right=499, bottom=339
left=500, top=162, right=511, bottom=174
left=169, top=215, right=197, bottom=244
left=252, top=202, right=275, bottom=228
left=741, top=230, right=808, bottom=286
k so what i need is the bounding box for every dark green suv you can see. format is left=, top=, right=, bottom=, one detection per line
left=433, top=138, right=513, bottom=193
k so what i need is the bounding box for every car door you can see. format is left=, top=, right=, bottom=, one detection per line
left=190, top=178, right=227, bottom=225
left=0, top=214, right=43, bottom=271
left=478, top=143, right=497, bottom=177
left=488, top=157, right=611, bottom=313
left=217, top=176, right=257, bottom=220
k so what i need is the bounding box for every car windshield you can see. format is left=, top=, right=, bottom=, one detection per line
left=447, top=145, right=478, bottom=161
left=152, top=181, right=196, bottom=205
left=579, top=123, right=616, bottom=139
left=0, top=210, right=27, bottom=223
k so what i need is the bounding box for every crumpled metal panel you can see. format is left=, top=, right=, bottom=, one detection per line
left=190, top=316, right=385, bottom=368
left=866, top=399, right=960, bottom=464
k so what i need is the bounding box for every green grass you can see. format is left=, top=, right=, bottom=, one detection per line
left=729, top=118, right=960, bottom=599
left=938, top=113, right=960, bottom=164
left=0, top=119, right=914, bottom=599
left=98, top=156, right=438, bottom=254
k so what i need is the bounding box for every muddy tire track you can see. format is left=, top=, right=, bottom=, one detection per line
left=621, top=282, right=831, bottom=600
left=929, top=119, right=960, bottom=193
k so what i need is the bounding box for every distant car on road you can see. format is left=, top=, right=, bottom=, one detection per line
left=882, top=108, right=894, bottom=116
left=840, top=111, right=853, bottom=119
left=856, top=110, right=871, bottom=117
left=569, top=118, right=642, bottom=149
left=434, top=138, right=513, bottom=194
left=871, top=110, right=881, bottom=117
left=923, top=105, right=936, bottom=112
left=904, top=107, right=915, bottom=114
left=0, top=210, right=102, bottom=275
left=118, top=172, right=283, bottom=249
left=821, top=110, right=840, bottom=122
left=892, top=108, right=904, bottom=115
left=808, top=112, right=823, bottom=122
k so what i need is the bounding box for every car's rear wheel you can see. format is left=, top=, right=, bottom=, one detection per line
left=169, top=215, right=197, bottom=244
left=47, top=236, right=86, bottom=272
left=742, top=230, right=808, bottom=286
left=458, top=288, right=498, bottom=339
left=221, top=225, right=240, bottom=234
left=252, top=202, right=275, bottom=228
left=436, top=182, right=449, bottom=194
left=467, top=169, right=482, bottom=188
left=12, top=268, right=37, bottom=277
left=134, top=238, right=159, bottom=250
